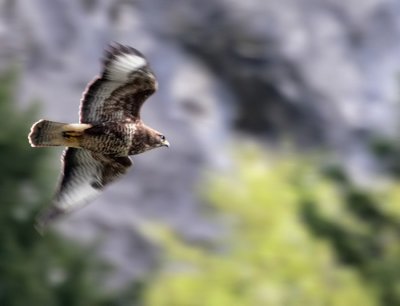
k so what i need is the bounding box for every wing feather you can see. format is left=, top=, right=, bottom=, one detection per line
left=79, top=44, right=157, bottom=123
left=35, top=148, right=132, bottom=231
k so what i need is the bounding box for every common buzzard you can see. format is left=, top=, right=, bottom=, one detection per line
left=28, top=43, right=169, bottom=232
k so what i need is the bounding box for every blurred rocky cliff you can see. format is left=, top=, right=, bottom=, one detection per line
left=1, top=0, right=400, bottom=288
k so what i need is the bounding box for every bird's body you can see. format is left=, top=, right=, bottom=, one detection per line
left=28, top=43, right=169, bottom=231
left=76, top=121, right=139, bottom=155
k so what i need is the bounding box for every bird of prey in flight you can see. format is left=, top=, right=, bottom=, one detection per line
left=28, top=43, right=169, bottom=232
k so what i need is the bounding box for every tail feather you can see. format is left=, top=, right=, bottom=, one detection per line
left=28, top=119, right=91, bottom=148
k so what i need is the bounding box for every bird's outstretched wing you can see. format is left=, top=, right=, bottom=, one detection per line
left=80, top=43, right=158, bottom=124
left=36, top=148, right=132, bottom=232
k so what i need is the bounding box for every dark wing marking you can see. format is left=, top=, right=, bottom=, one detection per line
left=35, top=148, right=132, bottom=231
left=79, top=43, right=157, bottom=123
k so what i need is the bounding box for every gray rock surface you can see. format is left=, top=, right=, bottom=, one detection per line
left=2, top=0, right=400, bottom=288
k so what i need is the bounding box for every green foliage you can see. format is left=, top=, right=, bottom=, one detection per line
left=143, top=148, right=384, bottom=306
left=370, top=137, right=400, bottom=178
left=0, top=70, right=136, bottom=306
left=303, top=165, right=400, bottom=305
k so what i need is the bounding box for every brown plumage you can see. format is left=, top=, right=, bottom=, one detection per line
left=28, top=43, right=169, bottom=232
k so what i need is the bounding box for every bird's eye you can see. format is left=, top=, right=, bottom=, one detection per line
left=160, top=135, right=166, bottom=141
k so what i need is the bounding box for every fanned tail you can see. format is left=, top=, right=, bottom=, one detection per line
left=28, top=119, right=90, bottom=148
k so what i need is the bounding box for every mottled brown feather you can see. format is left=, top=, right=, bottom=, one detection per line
left=79, top=44, right=157, bottom=123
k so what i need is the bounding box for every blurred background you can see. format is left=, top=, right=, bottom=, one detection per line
left=1, top=0, right=400, bottom=305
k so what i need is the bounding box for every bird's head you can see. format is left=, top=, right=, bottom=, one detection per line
left=145, top=130, right=169, bottom=151
left=148, top=131, right=169, bottom=149
left=157, top=133, right=170, bottom=148
left=132, top=125, right=169, bottom=155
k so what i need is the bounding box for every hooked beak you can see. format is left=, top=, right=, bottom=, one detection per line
left=162, top=139, right=170, bottom=148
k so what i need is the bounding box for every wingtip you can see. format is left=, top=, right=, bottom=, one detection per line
left=34, top=206, right=65, bottom=234
left=34, top=220, right=46, bottom=236
left=102, top=42, right=146, bottom=68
